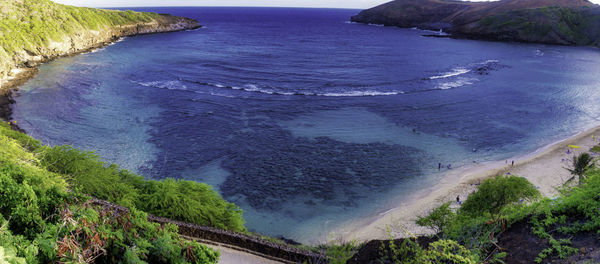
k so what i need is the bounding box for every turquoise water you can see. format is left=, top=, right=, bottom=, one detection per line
left=12, top=7, right=600, bottom=243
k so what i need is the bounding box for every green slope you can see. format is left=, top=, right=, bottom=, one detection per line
left=0, top=122, right=228, bottom=263
left=0, top=0, right=198, bottom=81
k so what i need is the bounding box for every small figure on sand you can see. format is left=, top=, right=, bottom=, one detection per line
left=567, top=149, right=571, bottom=154
left=438, top=163, right=441, bottom=170
left=511, top=160, right=514, bottom=167
left=447, top=164, right=452, bottom=169
left=456, top=195, right=461, bottom=205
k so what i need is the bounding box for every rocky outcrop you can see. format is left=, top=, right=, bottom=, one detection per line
left=351, top=0, right=600, bottom=46
left=0, top=9, right=200, bottom=123
left=0, top=14, right=199, bottom=89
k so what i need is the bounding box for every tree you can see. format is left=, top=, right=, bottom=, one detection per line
left=566, top=152, right=595, bottom=186
left=416, top=202, right=455, bottom=236
left=459, top=175, right=540, bottom=220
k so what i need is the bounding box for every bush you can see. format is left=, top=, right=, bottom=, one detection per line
left=325, top=240, right=359, bottom=264
left=138, top=178, right=245, bottom=232
left=460, top=175, right=540, bottom=218
left=425, top=239, right=477, bottom=264
left=416, top=202, right=455, bottom=235
left=0, top=121, right=222, bottom=263
left=38, top=145, right=246, bottom=232
left=379, top=237, right=478, bottom=264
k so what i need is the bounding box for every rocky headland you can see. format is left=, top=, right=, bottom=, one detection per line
left=0, top=0, right=200, bottom=123
left=351, top=0, right=600, bottom=46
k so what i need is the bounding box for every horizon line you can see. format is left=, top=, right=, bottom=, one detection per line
left=92, top=6, right=363, bottom=10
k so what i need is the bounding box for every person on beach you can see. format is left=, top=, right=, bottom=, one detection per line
left=438, top=163, right=441, bottom=170
left=456, top=195, right=461, bottom=205
left=447, top=164, right=452, bottom=169
left=511, top=160, right=514, bottom=166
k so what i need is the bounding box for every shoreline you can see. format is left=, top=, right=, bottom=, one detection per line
left=0, top=24, right=201, bottom=125
left=333, top=124, right=600, bottom=242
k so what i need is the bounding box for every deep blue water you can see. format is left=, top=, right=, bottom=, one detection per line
left=12, top=7, right=600, bottom=243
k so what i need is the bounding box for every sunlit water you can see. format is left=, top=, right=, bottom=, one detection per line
left=12, top=7, right=600, bottom=243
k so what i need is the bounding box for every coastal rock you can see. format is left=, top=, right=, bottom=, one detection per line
left=351, top=0, right=600, bottom=46
left=0, top=1, right=200, bottom=93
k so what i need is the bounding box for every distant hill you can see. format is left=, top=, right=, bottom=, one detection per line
left=0, top=0, right=199, bottom=84
left=351, top=0, right=600, bottom=46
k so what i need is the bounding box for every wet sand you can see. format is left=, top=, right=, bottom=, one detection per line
left=333, top=126, right=600, bottom=242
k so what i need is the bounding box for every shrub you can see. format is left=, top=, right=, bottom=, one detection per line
left=325, top=240, right=358, bottom=264
left=460, top=175, right=540, bottom=218
left=425, top=239, right=477, bottom=264
left=38, top=145, right=246, bottom=232
left=416, top=202, right=455, bottom=235
left=138, top=178, right=245, bottom=232
left=379, top=237, right=478, bottom=264
left=0, top=121, right=223, bottom=263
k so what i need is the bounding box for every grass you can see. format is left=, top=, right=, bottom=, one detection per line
left=0, top=0, right=161, bottom=78
left=0, top=121, right=222, bottom=263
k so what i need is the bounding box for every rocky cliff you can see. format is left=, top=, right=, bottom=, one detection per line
left=0, top=0, right=200, bottom=91
left=351, top=0, right=600, bottom=46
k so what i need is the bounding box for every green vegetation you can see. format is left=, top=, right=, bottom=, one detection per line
left=477, top=6, right=600, bottom=45
left=416, top=202, right=454, bottom=235
left=325, top=241, right=359, bottom=264
left=0, top=119, right=244, bottom=262
left=566, top=152, right=595, bottom=185
left=459, top=175, right=540, bottom=219
left=377, top=156, right=600, bottom=263
left=379, top=236, right=478, bottom=264
left=0, top=0, right=161, bottom=77
left=373, top=175, right=539, bottom=263
left=38, top=145, right=245, bottom=232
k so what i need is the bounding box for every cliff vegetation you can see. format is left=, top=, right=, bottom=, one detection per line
left=351, top=0, right=600, bottom=46
left=0, top=0, right=199, bottom=84
left=0, top=122, right=226, bottom=263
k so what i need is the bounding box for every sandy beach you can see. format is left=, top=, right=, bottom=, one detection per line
left=334, top=125, right=600, bottom=242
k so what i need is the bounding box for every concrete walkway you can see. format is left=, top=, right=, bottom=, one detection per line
left=205, top=244, right=285, bottom=264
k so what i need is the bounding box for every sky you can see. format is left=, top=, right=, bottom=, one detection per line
left=52, top=0, right=600, bottom=9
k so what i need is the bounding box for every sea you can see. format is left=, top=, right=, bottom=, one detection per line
left=12, top=7, right=600, bottom=244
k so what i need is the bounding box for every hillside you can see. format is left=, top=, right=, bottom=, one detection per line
left=351, top=0, right=600, bottom=46
left=0, top=121, right=228, bottom=263
left=0, top=0, right=199, bottom=89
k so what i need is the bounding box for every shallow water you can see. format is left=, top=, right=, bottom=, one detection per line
left=12, top=7, right=600, bottom=243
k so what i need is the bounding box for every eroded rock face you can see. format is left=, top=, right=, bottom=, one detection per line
left=351, top=0, right=600, bottom=46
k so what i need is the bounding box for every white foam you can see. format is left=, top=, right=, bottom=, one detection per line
left=183, top=80, right=405, bottom=98
left=437, top=78, right=474, bottom=90
left=428, top=67, right=471, bottom=80
left=136, top=80, right=187, bottom=91
left=319, top=90, right=404, bottom=97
